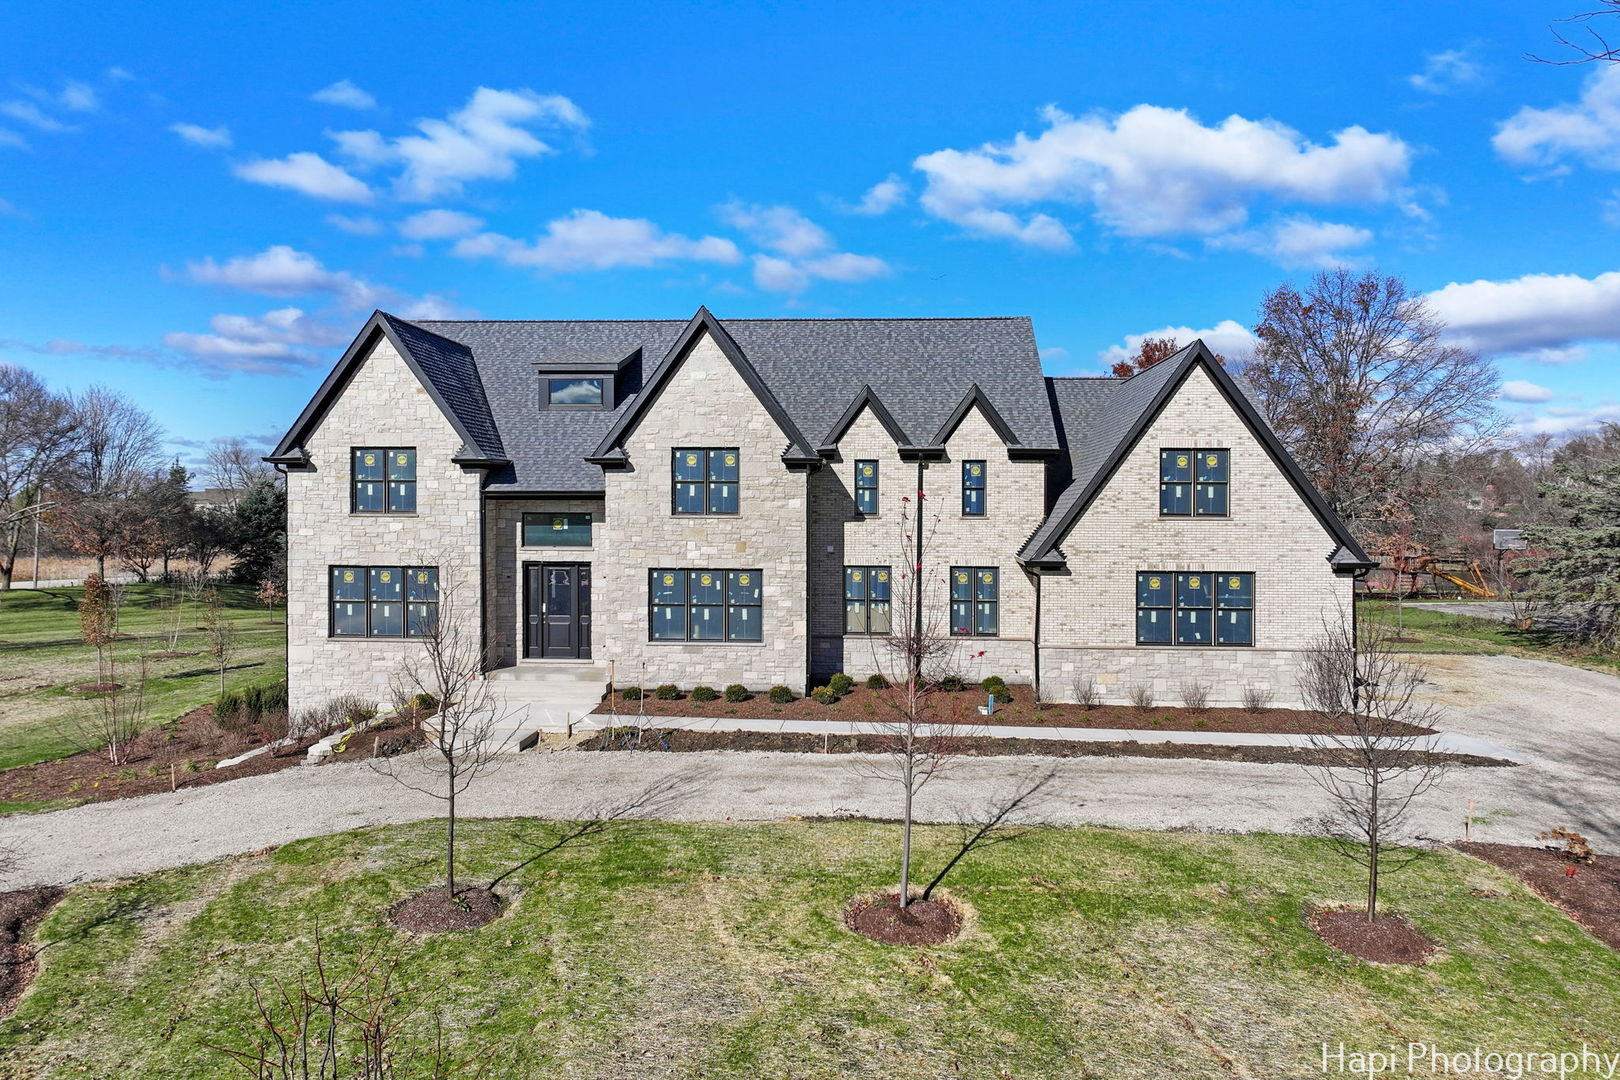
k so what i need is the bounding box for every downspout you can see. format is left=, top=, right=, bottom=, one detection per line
left=273, top=462, right=290, bottom=702
left=914, top=458, right=925, bottom=683
left=1031, top=569, right=1042, bottom=703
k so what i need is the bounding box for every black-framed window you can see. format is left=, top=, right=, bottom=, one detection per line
left=962, top=460, right=986, bottom=516
left=353, top=448, right=416, bottom=513
left=521, top=512, right=592, bottom=547
left=1136, top=571, right=1253, bottom=645
left=1160, top=449, right=1229, bottom=516
left=547, top=378, right=604, bottom=407
left=843, top=566, right=892, bottom=634
left=330, top=565, right=438, bottom=638
left=949, top=566, right=998, bottom=636
left=673, top=448, right=739, bottom=515
left=854, top=460, right=879, bottom=515
left=649, top=569, right=762, bottom=642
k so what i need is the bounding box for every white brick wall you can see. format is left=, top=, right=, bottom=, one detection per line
left=284, top=338, right=484, bottom=714
left=1038, top=365, right=1353, bottom=707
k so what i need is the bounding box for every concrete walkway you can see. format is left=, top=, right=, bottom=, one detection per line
left=1, top=652, right=1615, bottom=887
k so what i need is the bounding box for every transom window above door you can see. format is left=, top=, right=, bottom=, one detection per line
left=521, top=512, right=592, bottom=547
left=672, top=448, right=739, bottom=515
left=352, top=448, right=416, bottom=513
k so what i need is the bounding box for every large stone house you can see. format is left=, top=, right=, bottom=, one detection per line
left=268, top=307, right=1372, bottom=716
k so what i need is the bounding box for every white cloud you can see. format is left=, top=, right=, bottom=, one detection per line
left=170, top=122, right=232, bottom=148
left=0, top=100, right=73, bottom=132
left=715, top=201, right=892, bottom=292
left=234, top=151, right=372, bottom=202
left=1505, top=400, right=1620, bottom=436
left=1039, top=346, right=1068, bottom=362
left=750, top=251, right=891, bottom=293
left=1099, top=319, right=1257, bottom=369
left=1426, top=269, right=1620, bottom=356
left=397, top=208, right=485, bottom=240
left=842, top=174, right=907, bottom=215
left=1408, top=48, right=1486, bottom=94
left=325, top=213, right=383, bottom=235
left=718, top=202, right=834, bottom=257
left=454, top=209, right=740, bottom=272
left=1494, top=64, right=1620, bottom=172
left=1210, top=216, right=1373, bottom=268
left=162, top=306, right=349, bottom=373
left=182, top=244, right=390, bottom=308
left=55, top=80, right=99, bottom=112
left=330, top=87, right=588, bottom=201
left=912, top=104, right=1412, bottom=249
left=311, top=79, right=377, bottom=110
left=0, top=129, right=25, bottom=150
left=1499, top=379, right=1556, bottom=403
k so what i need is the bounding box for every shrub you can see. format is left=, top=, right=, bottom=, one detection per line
left=1538, top=827, right=1596, bottom=864
left=653, top=684, right=680, bottom=700
left=767, top=685, right=794, bottom=704
left=621, top=686, right=643, bottom=701
left=980, top=675, right=1009, bottom=697
left=1071, top=674, right=1101, bottom=710
left=1241, top=686, right=1274, bottom=713
left=408, top=692, right=438, bottom=712
left=346, top=706, right=377, bottom=726
left=691, top=685, right=719, bottom=702
left=811, top=687, right=840, bottom=705
left=1178, top=679, right=1211, bottom=713
left=723, top=684, right=749, bottom=703
left=828, top=673, right=855, bottom=695
left=938, top=674, right=966, bottom=692
left=1127, top=684, right=1154, bottom=712
left=865, top=673, right=889, bottom=690
left=213, top=688, right=244, bottom=728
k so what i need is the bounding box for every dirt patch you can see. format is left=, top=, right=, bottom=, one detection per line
left=576, top=727, right=1509, bottom=768
left=1310, top=907, right=1435, bottom=964
left=390, top=886, right=502, bottom=932
left=0, top=886, right=65, bottom=1018
left=0, top=706, right=419, bottom=809
left=1457, top=842, right=1620, bottom=952
left=595, top=685, right=1435, bottom=736
left=69, top=682, right=123, bottom=693
left=145, top=651, right=198, bottom=660
left=846, top=892, right=962, bottom=945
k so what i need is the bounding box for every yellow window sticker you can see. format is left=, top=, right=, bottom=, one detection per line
left=851, top=570, right=862, bottom=581
left=553, top=517, right=565, bottom=530
left=1188, top=576, right=1200, bottom=588
left=875, top=571, right=887, bottom=582
left=1148, top=576, right=1161, bottom=590
left=363, top=453, right=376, bottom=466
left=379, top=571, right=391, bottom=583
left=662, top=573, right=675, bottom=586
left=417, top=572, right=428, bottom=583
left=1176, top=454, right=1189, bottom=468
left=699, top=573, right=713, bottom=587
left=724, top=453, right=736, bottom=466
left=981, top=572, right=993, bottom=583
left=1206, top=454, right=1218, bottom=467
left=956, top=572, right=969, bottom=584
left=342, top=571, right=355, bottom=583
left=1229, top=576, right=1240, bottom=589
left=684, top=453, right=698, bottom=466
left=969, top=464, right=981, bottom=476
left=737, top=573, right=751, bottom=585
left=396, top=453, right=408, bottom=466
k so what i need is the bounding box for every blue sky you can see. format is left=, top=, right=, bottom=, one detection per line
left=4, top=0, right=1620, bottom=469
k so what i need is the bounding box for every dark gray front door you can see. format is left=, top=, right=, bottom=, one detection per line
left=524, top=563, right=591, bottom=659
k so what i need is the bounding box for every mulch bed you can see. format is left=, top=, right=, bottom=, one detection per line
left=846, top=893, right=962, bottom=945
left=595, top=685, right=1435, bottom=737
left=390, top=886, right=503, bottom=932
left=576, top=727, right=1509, bottom=768
left=0, top=707, right=420, bottom=809
left=1310, top=907, right=1436, bottom=964
left=1457, top=841, right=1620, bottom=952
left=0, top=886, right=65, bottom=1019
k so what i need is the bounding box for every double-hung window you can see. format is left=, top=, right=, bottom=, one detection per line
left=854, top=460, right=879, bottom=515
left=673, top=448, right=739, bottom=515
left=949, top=566, right=998, bottom=636
left=1136, top=571, right=1253, bottom=645
left=353, top=448, right=416, bottom=513
left=843, top=566, right=892, bottom=634
left=649, top=569, right=762, bottom=642
left=962, top=460, right=986, bottom=516
left=330, top=565, right=438, bottom=638
left=1160, top=449, right=1228, bottom=516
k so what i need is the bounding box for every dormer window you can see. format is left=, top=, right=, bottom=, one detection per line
left=547, top=378, right=604, bottom=407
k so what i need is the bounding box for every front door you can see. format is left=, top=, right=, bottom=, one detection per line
left=523, top=563, right=591, bottom=659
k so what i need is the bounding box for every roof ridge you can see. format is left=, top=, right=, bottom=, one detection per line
left=414, top=315, right=1030, bottom=324
left=385, top=313, right=475, bottom=350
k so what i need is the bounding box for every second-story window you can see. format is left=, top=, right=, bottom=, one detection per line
left=962, top=460, right=986, bottom=516
left=854, top=460, right=879, bottom=514
left=547, top=378, right=604, bottom=407
left=673, top=448, right=739, bottom=515
left=1160, top=449, right=1229, bottom=516
left=353, top=448, right=416, bottom=513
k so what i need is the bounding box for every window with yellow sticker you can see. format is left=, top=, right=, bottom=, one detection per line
left=854, top=459, right=879, bottom=514
left=1136, top=571, right=1251, bottom=645
left=673, top=448, right=739, bottom=515
left=649, top=569, right=762, bottom=642
left=949, top=566, right=998, bottom=635
left=1159, top=448, right=1228, bottom=516
left=330, top=565, right=437, bottom=638
left=521, top=512, right=592, bottom=547
left=352, top=447, right=416, bottom=513
left=843, top=565, right=892, bottom=634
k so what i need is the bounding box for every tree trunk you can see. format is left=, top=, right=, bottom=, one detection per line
left=1366, top=775, right=1381, bottom=920
left=96, top=553, right=106, bottom=577
left=447, top=781, right=457, bottom=898
left=899, top=782, right=913, bottom=910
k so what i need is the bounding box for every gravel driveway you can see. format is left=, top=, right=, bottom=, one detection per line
left=2, top=653, right=1616, bottom=887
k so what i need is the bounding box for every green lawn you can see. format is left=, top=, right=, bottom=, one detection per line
left=0, top=583, right=285, bottom=773
left=1362, top=599, right=1620, bottom=676
left=3, top=819, right=1617, bottom=1079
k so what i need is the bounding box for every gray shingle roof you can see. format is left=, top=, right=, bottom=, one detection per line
left=380, top=315, right=506, bottom=462
left=408, top=314, right=1057, bottom=493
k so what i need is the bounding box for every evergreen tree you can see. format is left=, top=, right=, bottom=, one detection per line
left=1524, top=423, right=1620, bottom=652
left=229, top=478, right=286, bottom=587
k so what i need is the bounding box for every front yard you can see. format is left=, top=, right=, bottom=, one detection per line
left=3, top=819, right=1617, bottom=1078
left=1362, top=600, right=1620, bottom=676
left=0, top=584, right=286, bottom=784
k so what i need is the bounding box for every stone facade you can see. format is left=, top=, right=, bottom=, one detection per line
left=593, top=330, right=810, bottom=690
left=808, top=404, right=1046, bottom=685
left=284, top=338, right=484, bottom=714
left=483, top=497, right=606, bottom=669
left=1037, top=366, right=1353, bottom=708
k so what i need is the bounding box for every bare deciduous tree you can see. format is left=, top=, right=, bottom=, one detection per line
left=372, top=566, right=511, bottom=900
left=1297, top=612, right=1449, bottom=920
left=65, top=650, right=148, bottom=765
left=0, top=364, right=80, bottom=591
left=51, top=386, right=163, bottom=577
left=1247, top=269, right=1505, bottom=537
left=201, top=586, right=238, bottom=693
left=1533, top=2, right=1620, bottom=64
left=854, top=491, right=982, bottom=910
left=205, top=437, right=278, bottom=501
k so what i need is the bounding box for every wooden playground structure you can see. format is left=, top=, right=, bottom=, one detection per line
left=1363, top=549, right=1497, bottom=599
